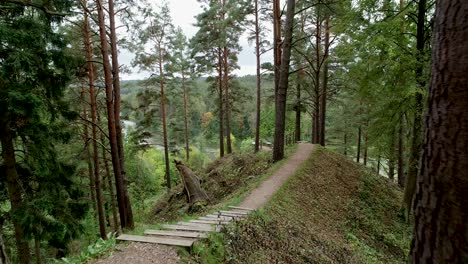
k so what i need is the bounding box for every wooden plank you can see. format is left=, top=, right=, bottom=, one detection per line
left=144, top=230, right=207, bottom=239
left=190, top=220, right=229, bottom=225
left=161, top=224, right=216, bottom=232
left=177, top=222, right=216, bottom=228
left=228, top=206, right=254, bottom=211
left=206, top=214, right=241, bottom=219
left=217, top=212, right=247, bottom=218
left=199, top=216, right=233, bottom=222
left=117, top=234, right=195, bottom=247
left=219, top=210, right=249, bottom=215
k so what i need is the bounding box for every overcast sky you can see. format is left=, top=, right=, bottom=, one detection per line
left=119, top=0, right=273, bottom=80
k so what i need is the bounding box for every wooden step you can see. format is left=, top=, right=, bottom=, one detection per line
left=228, top=206, right=254, bottom=211
left=117, top=234, right=195, bottom=247
left=206, top=214, right=241, bottom=219
left=199, top=216, right=233, bottom=222
left=144, top=230, right=208, bottom=239
left=177, top=222, right=217, bottom=228
left=190, top=219, right=230, bottom=225
left=219, top=210, right=249, bottom=215
left=161, top=224, right=216, bottom=232
left=216, top=212, right=247, bottom=218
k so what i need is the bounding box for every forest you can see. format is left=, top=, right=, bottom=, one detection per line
left=0, top=0, right=466, bottom=263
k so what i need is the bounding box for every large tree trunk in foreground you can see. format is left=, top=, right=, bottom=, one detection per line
left=108, top=0, right=133, bottom=229
left=174, top=160, right=209, bottom=210
left=95, top=0, right=130, bottom=229
left=0, top=126, right=31, bottom=263
left=272, top=0, right=296, bottom=162
left=410, top=1, right=468, bottom=262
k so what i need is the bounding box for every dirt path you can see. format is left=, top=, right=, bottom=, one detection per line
left=95, top=143, right=314, bottom=264
left=239, top=143, right=314, bottom=209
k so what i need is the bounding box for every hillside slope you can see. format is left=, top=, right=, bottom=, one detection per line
left=190, top=147, right=412, bottom=263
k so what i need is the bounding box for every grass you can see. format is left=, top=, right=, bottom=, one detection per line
left=188, top=146, right=412, bottom=263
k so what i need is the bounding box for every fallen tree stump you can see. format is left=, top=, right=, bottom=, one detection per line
left=174, top=160, right=209, bottom=212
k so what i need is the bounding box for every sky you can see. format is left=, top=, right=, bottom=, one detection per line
left=119, top=0, right=272, bottom=80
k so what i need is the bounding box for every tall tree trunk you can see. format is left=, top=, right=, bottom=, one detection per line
left=313, top=12, right=321, bottom=145
left=217, top=48, right=225, bottom=157
left=398, top=116, right=405, bottom=187
left=295, top=83, right=301, bottom=142
left=254, top=0, right=261, bottom=153
left=0, top=125, right=31, bottom=264
left=98, top=109, right=119, bottom=233
left=377, top=155, right=381, bottom=175
left=223, top=47, right=232, bottom=154
left=273, top=0, right=282, bottom=96
left=34, top=237, right=41, bottom=264
left=410, top=1, right=468, bottom=261
left=388, top=129, right=396, bottom=180
left=81, top=86, right=96, bottom=212
left=319, top=15, right=330, bottom=146
left=356, top=126, right=361, bottom=163
left=403, top=0, right=427, bottom=219
left=158, top=44, right=171, bottom=190
left=108, top=0, right=133, bottom=228
left=95, top=0, right=129, bottom=229
left=182, top=71, right=190, bottom=161
left=363, top=128, right=369, bottom=166
left=0, top=217, right=10, bottom=264
left=83, top=6, right=107, bottom=239
left=272, top=0, right=296, bottom=162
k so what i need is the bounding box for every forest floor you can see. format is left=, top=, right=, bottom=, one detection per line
left=94, top=144, right=313, bottom=264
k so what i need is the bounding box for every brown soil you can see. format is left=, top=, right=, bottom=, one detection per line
left=239, top=143, right=315, bottom=209
left=93, top=242, right=179, bottom=264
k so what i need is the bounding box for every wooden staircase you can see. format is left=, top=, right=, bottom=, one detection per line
left=117, top=206, right=254, bottom=247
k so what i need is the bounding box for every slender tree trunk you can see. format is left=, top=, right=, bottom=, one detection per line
left=356, top=126, right=361, bottom=163
left=377, top=155, right=381, bottom=175
left=272, top=0, right=295, bottom=162
left=182, top=71, right=190, bottom=161
left=217, top=48, right=224, bottom=157
left=223, top=47, right=232, bottom=153
left=98, top=109, right=119, bottom=233
left=388, top=129, right=396, bottom=180
left=95, top=0, right=129, bottom=229
left=34, top=237, right=41, bottom=264
left=398, top=116, right=405, bottom=187
left=0, top=125, right=31, bottom=264
left=83, top=7, right=107, bottom=239
left=0, top=218, right=10, bottom=264
left=319, top=15, right=330, bottom=146
left=81, top=87, right=96, bottom=212
left=403, top=0, right=427, bottom=219
left=295, top=83, right=301, bottom=142
left=158, top=45, right=171, bottom=190
left=344, top=132, right=347, bottom=156
left=363, top=128, right=368, bottom=166
left=410, top=1, right=468, bottom=261
left=254, top=0, right=261, bottom=153
left=273, top=0, right=282, bottom=95
left=108, top=0, right=133, bottom=228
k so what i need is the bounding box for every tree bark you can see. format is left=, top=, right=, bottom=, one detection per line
left=108, top=0, right=133, bottom=229
left=410, top=1, right=468, bottom=262
left=174, top=160, right=209, bottom=208
left=98, top=108, right=119, bottom=233
left=182, top=71, right=190, bottom=161
left=313, top=10, right=321, bottom=145
left=295, top=83, right=301, bottom=142
left=388, top=129, right=396, bottom=180
left=363, top=128, right=368, bottom=166
left=81, top=87, right=96, bottom=212
left=0, top=125, right=31, bottom=264
left=319, top=15, right=330, bottom=146
left=398, top=115, right=405, bottom=187
left=158, top=43, right=171, bottom=191
left=273, top=0, right=282, bottom=96
left=95, top=0, right=129, bottom=229
left=254, top=0, right=261, bottom=153
left=83, top=6, right=106, bottom=239
left=217, top=48, right=224, bottom=157
left=223, top=47, right=232, bottom=154
left=356, top=126, right=361, bottom=163
left=272, top=0, right=295, bottom=162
